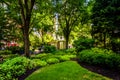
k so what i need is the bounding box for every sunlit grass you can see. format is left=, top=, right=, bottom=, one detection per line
left=26, top=61, right=111, bottom=80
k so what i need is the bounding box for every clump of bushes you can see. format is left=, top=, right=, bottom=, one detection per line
left=6, top=46, right=21, bottom=54
left=46, top=58, right=60, bottom=64
left=0, top=57, right=36, bottom=80
left=65, top=48, right=76, bottom=54
left=0, top=50, right=12, bottom=55
left=59, top=55, right=76, bottom=61
left=32, top=59, right=47, bottom=67
left=44, top=45, right=56, bottom=53
left=73, top=37, right=94, bottom=52
left=78, top=48, right=120, bottom=69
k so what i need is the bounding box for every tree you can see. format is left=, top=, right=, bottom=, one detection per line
left=91, top=0, right=120, bottom=51
left=54, top=0, right=88, bottom=49
left=0, top=3, right=21, bottom=46
left=32, top=13, right=54, bottom=44
left=0, top=0, right=35, bottom=57
left=18, top=0, right=35, bottom=57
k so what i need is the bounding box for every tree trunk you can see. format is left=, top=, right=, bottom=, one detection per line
left=65, top=35, right=69, bottom=49
left=18, top=0, right=35, bottom=57
left=23, top=28, right=30, bottom=57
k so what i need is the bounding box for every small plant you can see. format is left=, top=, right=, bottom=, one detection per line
left=59, top=56, right=70, bottom=61
left=32, top=59, right=47, bottom=67
left=0, top=57, right=36, bottom=80
left=65, top=48, right=77, bottom=54
left=46, top=58, right=59, bottom=64
left=0, top=50, right=12, bottom=55
left=44, top=45, right=56, bottom=53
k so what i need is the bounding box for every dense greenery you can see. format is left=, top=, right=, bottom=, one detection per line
left=26, top=61, right=110, bottom=80
left=0, top=51, right=77, bottom=79
left=43, top=45, right=56, bottom=53
left=1, top=0, right=120, bottom=79
left=91, top=0, right=120, bottom=51
left=78, top=48, right=120, bottom=69
left=0, top=50, right=12, bottom=55
left=73, top=37, right=94, bottom=52
left=0, top=57, right=36, bottom=80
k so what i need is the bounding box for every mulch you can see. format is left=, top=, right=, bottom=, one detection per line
left=79, top=62, right=120, bottom=80
left=18, top=67, right=40, bottom=80
left=18, top=59, right=120, bottom=80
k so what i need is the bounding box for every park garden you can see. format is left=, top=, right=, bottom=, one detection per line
left=0, top=0, right=120, bottom=80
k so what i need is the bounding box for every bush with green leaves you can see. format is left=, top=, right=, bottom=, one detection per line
left=31, top=53, right=48, bottom=59
left=73, top=37, right=94, bottom=52
left=6, top=46, right=21, bottom=54
left=59, top=56, right=70, bottom=61
left=32, top=59, right=47, bottom=67
left=0, top=57, right=36, bottom=80
left=65, top=48, right=76, bottom=54
left=44, top=45, right=56, bottom=53
left=0, top=50, right=12, bottom=55
left=59, top=55, right=76, bottom=61
left=78, top=48, right=120, bottom=69
left=46, top=58, right=60, bottom=64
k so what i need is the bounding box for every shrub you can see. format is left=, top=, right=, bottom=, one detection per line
left=44, top=45, right=56, bottom=53
left=46, top=58, right=59, bottom=64
left=65, top=48, right=76, bottom=54
left=0, top=50, right=12, bottom=55
left=31, top=53, right=48, bottom=59
left=0, top=57, right=36, bottom=80
left=59, top=56, right=70, bottom=61
left=32, top=59, right=47, bottom=67
left=6, top=46, right=21, bottom=54
left=58, top=55, right=77, bottom=62
left=73, top=37, right=94, bottom=52
left=52, top=50, right=66, bottom=55
left=78, top=48, right=120, bottom=69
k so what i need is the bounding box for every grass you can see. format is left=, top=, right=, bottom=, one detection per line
left=25, top=61, right=111, bottom=80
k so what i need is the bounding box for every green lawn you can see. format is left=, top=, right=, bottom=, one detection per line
left=25, top=61, right=111, bottom=80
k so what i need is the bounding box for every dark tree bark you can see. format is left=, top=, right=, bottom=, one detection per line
left=65, top=34, right=69, bottom=49
left=18, top=0, right=35, bottom=57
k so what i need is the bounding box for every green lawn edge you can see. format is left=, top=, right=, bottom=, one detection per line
left=25, top=61, right=111, bottom=80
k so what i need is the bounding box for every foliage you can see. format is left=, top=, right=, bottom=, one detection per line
left=58, top=55, right=76, bottom=62
left=73, top=37, right=94, bottom=52
left=54, top=0, right=88, bottom=49
left=46, top=58, right=59, bottom=64
left=91, top=0, right=120, bottom=50
left=78, top=48, right=120, bottom=69
left=32, top=53, right=48, bottom=59
left=58, top=55, right=70, bottom=61
left=6, top=46, right=20, bottom=54
left=65, top=48, right=76, bottom=54
left=44, top=45, right=56, bottom=53
left=0, top=57, right=35, bottom=80
left=32, top=59, right=47, bottom=67
left=0, top=50, right=12, bottom=55
left=31, top=51, right=77, bottom=63
left=26, top=61, right=110, bottom=80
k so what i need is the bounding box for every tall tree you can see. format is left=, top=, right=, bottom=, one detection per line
left=18, top=0, right=35, bottom=57
left=91, top=0, right=120, bottom=50
left=0, top=0, right=35, bottom=57
left=55, top=0, right=87, bottom=49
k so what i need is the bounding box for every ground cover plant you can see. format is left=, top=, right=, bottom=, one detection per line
left=0, top=56, right=38, bottom=80
left=31, top=51, right=77, bottom=63
left=25, top=61, right=111, bottom=80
